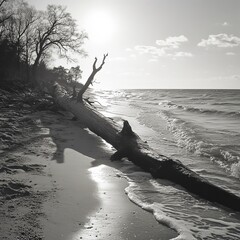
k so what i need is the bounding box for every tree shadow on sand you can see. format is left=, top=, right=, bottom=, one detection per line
left=40, top=110, right=126, bottom=171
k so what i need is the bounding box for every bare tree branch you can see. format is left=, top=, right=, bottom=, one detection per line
left=0, top=0, right=12, bottom=25
left=0, top=0, right=6, bottom=8
left=77, top=54, right=108, bottom=102
left=93, top=57, right=97, bottom=70
left=98, top=53, right=108, bottom=70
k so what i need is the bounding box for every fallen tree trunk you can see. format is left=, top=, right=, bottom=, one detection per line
left=51, top=83, right=240, bottom=212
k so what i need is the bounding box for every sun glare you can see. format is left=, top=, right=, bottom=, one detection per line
left=84, top=10, right=116, bottom=44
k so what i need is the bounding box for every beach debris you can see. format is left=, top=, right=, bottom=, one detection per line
left=84, top=225, right=93, bottom=229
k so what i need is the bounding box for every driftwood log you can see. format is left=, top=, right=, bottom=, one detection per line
left=50, top=55, right=240, bottom=212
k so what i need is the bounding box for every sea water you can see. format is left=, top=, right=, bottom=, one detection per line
left=94, top=89, right=240, bottom=240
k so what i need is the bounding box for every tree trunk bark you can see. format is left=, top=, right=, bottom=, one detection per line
left=77, top=71, right=97, bottom=102
left=31, top=49, right=43, bottom=87
left=52, top=83, right=240, bottom=212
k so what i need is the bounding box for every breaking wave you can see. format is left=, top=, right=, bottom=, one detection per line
left=158, top=100, right=240, bottom=118
left=159, top=110, right=240, bottom=178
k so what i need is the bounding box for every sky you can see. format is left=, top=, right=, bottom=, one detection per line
left=27, top=0, right=240, bottom=89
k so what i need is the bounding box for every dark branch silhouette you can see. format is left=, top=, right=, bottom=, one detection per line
left=77, top=53, right=108, bottom=102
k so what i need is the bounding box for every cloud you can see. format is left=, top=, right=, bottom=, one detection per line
left=174, top=52, right=193, bottom=57
left=134, top=45, right=158, bottom=54
left=125, top=48, right=133, bottom=52
left=134, top=45, right=192, bottom=59
left=148, top=58, right=158, bottom=62
left=156, top=35, right=188, bottom=49
left=198, top=34, right=240, bottom=48
left=226, top=52, right=236, bottom=56
left=134, top=45, right=165, bottom=56
left=132, top=35, right=192, bottom=60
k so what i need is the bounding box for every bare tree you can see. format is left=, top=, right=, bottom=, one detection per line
left=32, top=5, right=87, bottom=80
left=3, top=1, right=38, bottom=64
left=0, top=0, right=39, bottom=82
left=14, top=2, right=38, bottom=62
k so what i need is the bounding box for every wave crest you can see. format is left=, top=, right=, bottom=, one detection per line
left=158, top=100, right=240, bottom=117
left=159, top=110, right=240, bottom=178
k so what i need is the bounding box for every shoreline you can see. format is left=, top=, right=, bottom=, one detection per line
left=1, top=109, right=177, bottom=239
